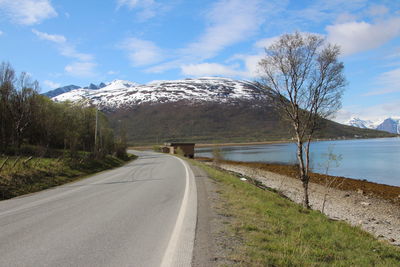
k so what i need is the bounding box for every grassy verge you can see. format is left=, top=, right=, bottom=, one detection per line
left=0, top=154, right=137, bottom=200
left=208, top=160, right=400, bottom=205
left=192, top=161, right=400, bottom=266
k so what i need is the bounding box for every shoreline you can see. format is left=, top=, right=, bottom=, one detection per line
left=129, top=136, right=399, bottom=150
left=204, top=159, right=400, bottom=246
left=196, top=136, right=399, bottom=148
left=197, top=158, right=400, bottom=204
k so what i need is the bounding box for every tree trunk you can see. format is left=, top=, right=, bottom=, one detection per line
left=296, top=136, right=310, bottom=209
left=302, top=178, right=310, bottom=208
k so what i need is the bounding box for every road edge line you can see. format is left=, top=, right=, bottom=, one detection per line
left=160, top=156, right=197, bottom=267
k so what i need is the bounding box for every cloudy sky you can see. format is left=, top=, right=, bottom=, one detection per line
left=1, top=0, right=399, bottom=123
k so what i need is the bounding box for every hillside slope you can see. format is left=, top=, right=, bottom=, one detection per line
left=107, top=100, right=393, bottom=145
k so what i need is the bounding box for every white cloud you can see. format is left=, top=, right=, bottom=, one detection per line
left=145, top=60, right=181, bottom=73
left=279, top=0, right=366, bottom=30
left=254, top=37, right=280, bottom=49
left=364, top=67, right=400, bottom=96
left=229, top=53, right=265, bottom=78
left=107, top=70, right=118, bottom=75
left=32, top=29, right=66, bottom=43
left=179, top=34, right=287, bottom=79
left=229, top=32, right=323, bottom=79
left=335, top=12, right=358, bottom=24
left=146, top=0, right=282, bottom=74
left=65, top=62, right=97, bottom=77
left=116, top=0, right=163, bottom=21
left=367, top=4, right=389, bottom=17
left=119, top=37, right=163, bottom=66
left=32, top=29, right=96, bottom=77
left=181, top=63, right=243, bottom=77
left=326, top=18, right=400, bottom=56
left=334, top=109, right=355, bottom=123
left=336, top=99, right=400, bottom=123
left=117, top=0, right=139, bottom=9
left=43, top=80, right=61, bottom=89
left=182, top=0, right=270, bottom=60
left=0, top=0, right=57, bottom=25
left=32, top=29, right=93, bottom=61
left=59, top=46, right=93, bottom=62
left=0, top=30, right=3, bottom=36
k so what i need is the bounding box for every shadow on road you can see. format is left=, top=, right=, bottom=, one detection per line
left=60, top=178, right=163, bottom=188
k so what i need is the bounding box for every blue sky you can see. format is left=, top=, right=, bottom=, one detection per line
left=1, top=0, right=400, bottom=123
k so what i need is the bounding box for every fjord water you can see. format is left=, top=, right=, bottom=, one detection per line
left=196, top=138, right=400, bottom=187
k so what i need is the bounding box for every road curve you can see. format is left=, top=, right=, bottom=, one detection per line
left=0, top=150, right=197, bottom=267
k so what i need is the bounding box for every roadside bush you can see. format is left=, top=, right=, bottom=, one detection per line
left=212, top=147, right=224, bottom=166
left=153, top=145, right=162, bottom=152
left=115, top=142, right=129, bottom=160
left=176, top=147, right=185, bottom=156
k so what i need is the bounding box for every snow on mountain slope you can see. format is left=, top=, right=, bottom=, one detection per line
left=376, top=118, right=400, bottom=134
left=346, top=117, right=400, bottom=134
left=43, top=85, right=80, bottom=98
left=346, top=117, right=378, bottom=129
left=52, top=77, right=270, bottom=110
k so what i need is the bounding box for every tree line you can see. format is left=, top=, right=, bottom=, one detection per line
left=0, top=62, right=125, bottom=158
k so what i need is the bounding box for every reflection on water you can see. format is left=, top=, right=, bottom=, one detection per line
left=196, top=138, right=400, bottom=186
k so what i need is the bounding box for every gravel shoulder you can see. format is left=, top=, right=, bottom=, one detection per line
left=191, top=163, right=240, bottom=266
left=219, top=163, right=400, bottom=246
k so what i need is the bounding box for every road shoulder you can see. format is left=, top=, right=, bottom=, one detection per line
left=190, top=163, right=238, bottom=266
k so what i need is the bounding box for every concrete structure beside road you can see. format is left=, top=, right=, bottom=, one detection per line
left=162, top=142, right=195, bottom=158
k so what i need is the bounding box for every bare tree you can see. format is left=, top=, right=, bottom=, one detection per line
left=257, top=32, right=346, bottom=208
left=0, top=62, right=16, bottom=151
left=12, top=72, right=39, bottom=149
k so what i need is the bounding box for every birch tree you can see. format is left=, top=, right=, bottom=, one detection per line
left=257, top=32, right=346, bottom=208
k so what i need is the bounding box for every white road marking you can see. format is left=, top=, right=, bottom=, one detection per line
left=160, top=156, right=197, bottom=267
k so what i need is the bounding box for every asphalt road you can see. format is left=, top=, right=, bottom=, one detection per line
left=0, top=151, right=197, bottom=267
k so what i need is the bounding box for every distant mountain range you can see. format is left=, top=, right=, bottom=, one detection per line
left=44, top=78, right=395, bottom=144
left=45, top=78, right=271, bottom=110
left=346, top=117, right=400, bottom=134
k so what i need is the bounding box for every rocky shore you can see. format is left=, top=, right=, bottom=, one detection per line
left=215, top=162, right=400, bottom=246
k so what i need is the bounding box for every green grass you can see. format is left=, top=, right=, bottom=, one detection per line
left=0, top=154, right=137, bottom=200
left=193, top=161, right=400, bottom=266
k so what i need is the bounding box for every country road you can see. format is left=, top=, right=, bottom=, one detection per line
left=0, top=151, right=197, bottom=267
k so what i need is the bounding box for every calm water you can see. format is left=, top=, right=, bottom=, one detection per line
left=196, top=138, right=400, bottom=186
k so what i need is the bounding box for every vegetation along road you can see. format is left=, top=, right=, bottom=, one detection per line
left=0, top=150, right=197, bottom=267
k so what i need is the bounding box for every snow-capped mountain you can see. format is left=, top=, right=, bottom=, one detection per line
left=346, top=117, right=400, bottom=134
left=346, top=117, right=378, bottom=129
left=83, top=82, right=107, bottom=90
left=43, top=85, right=80, bottom=98
left=43, top=82, right=107, bottom=98
left=376, top=118, right=400, bottom=134
left=51, top=77, right=271, bottom=110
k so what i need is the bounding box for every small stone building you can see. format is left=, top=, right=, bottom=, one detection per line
left=162, top=142, right=195, bottom=158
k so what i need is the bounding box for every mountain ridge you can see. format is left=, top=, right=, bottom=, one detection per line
left=43, top=82, right=108, bottom=98
left=347, top=117, right=400, bottom=134
left=50, top=77, right=273, bottom=111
